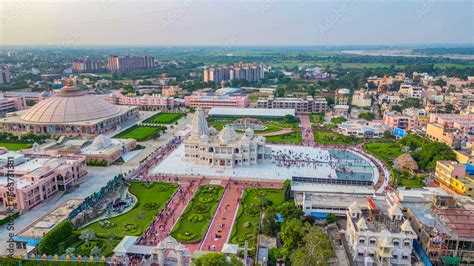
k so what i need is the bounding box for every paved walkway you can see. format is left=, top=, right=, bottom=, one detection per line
left=257, top=128, right=293, bottom=137
left=299, top=114, right=315, bottom=146
left=199, top=183, right=242, bottom=252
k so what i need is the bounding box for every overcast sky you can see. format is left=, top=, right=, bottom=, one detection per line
left=1, top=0, right=473, bottom=46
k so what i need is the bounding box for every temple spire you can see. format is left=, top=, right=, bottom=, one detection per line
left=190, top=107, right=209, bottom=139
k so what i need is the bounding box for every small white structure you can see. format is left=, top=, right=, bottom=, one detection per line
left=345, top=198, right=417, bottom=266
left=338, top=120, right=389, bottom=138
left=351, top=89, right=372, bottom=107
left=183, top=107, right=272, bottom=168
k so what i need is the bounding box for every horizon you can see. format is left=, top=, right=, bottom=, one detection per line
left=1, top=0, right=473, bottom=46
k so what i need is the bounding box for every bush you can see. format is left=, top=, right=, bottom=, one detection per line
left=37, top=221, right=75, bottom=255
left=0, top=212, right=19, bottom=225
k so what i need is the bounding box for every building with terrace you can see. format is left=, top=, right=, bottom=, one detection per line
left=426, top=113, right=474, bottom=148
left=184, top=91, right=249, bottom=109
left=0, top=151, right=87, bottom=212
left=256, top=95, right=327, bottom=114
left=105, top=92, right=182, bottom=110
left=183, top=107, right=272, bottom=168
left=0, top=80, right=139, bottom=136
left=345, top=198, right=417, bottom=265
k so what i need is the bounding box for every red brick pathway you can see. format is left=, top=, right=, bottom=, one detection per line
left=199, top=183, right=243, bottom=252
left=299, top=114, right=315, bottom=146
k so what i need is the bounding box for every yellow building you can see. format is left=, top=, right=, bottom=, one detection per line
left=434, top=160, right=474, bottom=197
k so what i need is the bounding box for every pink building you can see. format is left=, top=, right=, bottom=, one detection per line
left=106, top=92, right=182, bottom=110
left=0, top=97, right=26, bottom=114
left=0, top=152, right=87, bottom=212
left=184, top=92, right=249, bottom=109
left=162, top=86, right=183, bottom=97
left=383, top=113, right=416, bottom=130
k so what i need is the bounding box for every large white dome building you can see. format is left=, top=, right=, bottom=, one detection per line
left=0, top=79, right=139, bottom=136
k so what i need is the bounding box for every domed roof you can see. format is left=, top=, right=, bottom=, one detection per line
left=244, top=127, right=254, bottom=138
left=218, top=126, right=239, bottom=144
left=394, top=153, right=419, bottom=171
left=20, top=81, right=121, bottom=124
left=90, top=134, right=113, bottom=151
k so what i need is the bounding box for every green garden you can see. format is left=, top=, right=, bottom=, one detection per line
left=229, top=188, right=284, bottom=248
left=314, top=131, right=360, bottom=145
left=37, top=182, right=179, bottom=257
left=266, top=131, right=302, bottom=144
left=0, top=142, right=32, bottom=151
left=113, top=125, right=166, bottom=141
left=171, top=185, right=224, bottom=243
left=143, top=112, right=184, bottom=124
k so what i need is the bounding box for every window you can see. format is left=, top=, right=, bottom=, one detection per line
left=393, top=241, right=400, bottom=247
left=358, top=252, right=364, bottom=257
left=359, top=239, right=365, bottom=244
left=392, top=255, right=398, bottom=259
left=369, top=239, right=376, bottom=245
left=402, top=255, right=409, bottom=260
left=404, top=241, right=411, bottom=247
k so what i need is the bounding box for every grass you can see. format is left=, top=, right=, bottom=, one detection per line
left=229, top=188, right=284, bottom=248
left=113, top=125, right=166, bottom=141
left=0, top=142, right=32, bottom=151
left=314, top=131, right=360, bottom=145
left=82, top=181, right=178, bottom=238
left=171, top=185, right=224, bottom=243
left=363, top=142, right=402, bottom=165
left=266, top=131, right=302, bottom=144
left=0, top=259, right=106, bottom=265
left=143, top=113, right=184, bottom=124
left=309, top=113, right=324, bottom=124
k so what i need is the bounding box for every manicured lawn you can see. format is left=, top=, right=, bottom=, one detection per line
left=114, top=125, right=166, bottom=141
left=0, top=142, right=32, bottom=151
left=82, top=181, right=179, bottom=238
left=230, top=188, right=284, bottom=248
left=399, top=177, right=424, bottom=188
left=314, top=131, right=360, bottom=145
left=363, top=142, right=402, bottom=165
left=171, top=185, right=224, bottom=243
left=143, top=113, right=184, bottom=124
left=309, top=113, right=324, bottom=124
left=266, top=131, right=302, bottom=144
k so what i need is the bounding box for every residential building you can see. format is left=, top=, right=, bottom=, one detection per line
left=333, top=105, right=350, bottom=118
left=383, top=112, right=416, bottom=130
left=0, top=91, right=50, bottom=104
left=0, top=97, right=26, bottom=115
left=0, top=151, right=87, bottom=212
left=345, top=198, right=417, bottom=265
left=161, top=86, right=182, bottom=97
left=0, top=67, right=10, bottom=84
left=426, top=113, right=474, bottom=148
left=72, top=59, right=105, bottom=73
left=434, top=160, right=474, bottom=197
left=203, top=62, right=264, bottom=84
left=335, top=88, right=350, bottom=105
left=351, top=89, right=372, bottom=107
left=108, top=55, right=155, bottom=72
left=398, top=84, right=424, bottom=99
left=185, top=91, right=249, bottom=109
left=256, top=95, right=327, bottom=114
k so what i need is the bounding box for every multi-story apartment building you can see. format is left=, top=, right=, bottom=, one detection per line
left=345, top=198, right=417, bottom=265
left=398, top=84, right=424, bottom=99
left=161, top=86, right=183, bottom=97
left=0, top=151, right=87, bottom=212
left=0, top=91, right=50, bottom=105
left=256, top=95, right=327, bottom=114
left=434, top=160, right=474, bottom=197
left=105, top=92, right=182, bottom=110
left=383, top=112, right=416, bottom=130
left=72, top=59, right=105, bottom=73
left=184, top=91, right=249, bottom=109
left=335, top=88, right=350, bottom=105
left=0, top=97, right=26, bottom=115
left=203, top=62, right=264, bottom=84
left=0, top=67, right=11, bottom=84
left=108, top=55, right=155, bottom=72
left=426, top=113, right=474, bottom=148
left=351, top=89, right=372, bottom=107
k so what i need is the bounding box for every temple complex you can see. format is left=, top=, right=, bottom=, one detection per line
left=183, top=107, right=272, bottom=168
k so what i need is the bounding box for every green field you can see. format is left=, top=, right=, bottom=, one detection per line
left=114, top=125, right=166, bottom=141
left=171, top=185, right=224, bottom=243
left=266, top=131, right=302, bottom=144
left=0, top=142, right=32, bottom=151
left=363, top=142, right=402, bottom=165
left=229, top=188, right=284, bottom=248
left=314, top=131, right=360, bottom=145
left=143, top=113, right=184, bottom=124
left=82, top=181, right=178, bottom=238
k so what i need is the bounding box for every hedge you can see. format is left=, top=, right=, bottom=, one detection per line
left=37, top=220, right=75, bottom=255
left=0, top=212, right=19, bottom=226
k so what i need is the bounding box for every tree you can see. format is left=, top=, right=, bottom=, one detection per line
left=65, top=247, right=75, bottom=256
left=400, top=98, right=421, bottom=109
left=358, top=112, right=375, bottom=121
left=79, top=229, right=96, bottom=246
left=277, top=202, right=303, bottom=221
left=90, top=246, right=101, bottom=256
left=326, top=213, right=336, bottom=223
left=37, top=221, right=74, bottom=255
left=280, top=218, right=305, bottom=249
left=262, top=206, right=279, bottom=237
left=193, top=252, right=243, bottom=266
left=290, top=227, right=336, bottom=266
left=275, top=86, right=286, bottom=97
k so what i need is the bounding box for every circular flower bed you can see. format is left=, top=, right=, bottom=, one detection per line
left=122, top=223, right=139, bottom=233
left=244, top=207, right=259, bottom=217
left=142, top=202, right=159, bottom=210
left=187, top=214, right=204, bottom=223
left=192, top=203, right=209, bottom=213
left=198, top=195, right=214, bottom=203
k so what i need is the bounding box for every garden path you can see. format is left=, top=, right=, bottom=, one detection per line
left=299, top=114, right=315, bottom=146
left=199, top=183, right=242, bottom=252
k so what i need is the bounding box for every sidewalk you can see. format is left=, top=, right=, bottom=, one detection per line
left=199, top=183, right=242, bottom=252
left=299, top=114, right=315, bottom=146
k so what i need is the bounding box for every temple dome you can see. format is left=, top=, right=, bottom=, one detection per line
left=90, top=134, right=113, bottom=151
left=218, top=126, right=239, bottom=144
left=20, top=81, right=121, bottom=124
